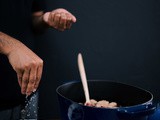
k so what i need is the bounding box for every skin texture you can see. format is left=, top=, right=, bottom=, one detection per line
left=0, top=8, right=76, bottom=96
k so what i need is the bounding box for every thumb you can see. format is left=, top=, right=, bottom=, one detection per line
left=43, top=12, right=50, bottom=23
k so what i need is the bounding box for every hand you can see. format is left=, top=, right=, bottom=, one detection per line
left=43, top=8, right=76, bottom=31
left=7, top=41, right=43, bottom=96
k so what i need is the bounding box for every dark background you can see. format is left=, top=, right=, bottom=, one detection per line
left=35, top=0, right=160, bottom=119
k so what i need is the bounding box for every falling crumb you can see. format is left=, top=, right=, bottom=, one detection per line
left=21, top=92, right=38, bottom=119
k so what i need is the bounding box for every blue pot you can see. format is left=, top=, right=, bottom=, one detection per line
left=56, top=80, right=156, bottom=120
left=148, top=103, right=160, bottom=120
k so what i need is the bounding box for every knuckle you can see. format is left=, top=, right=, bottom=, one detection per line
left=36, top=76, right=40, bottom=81
left=61, top=17, right=66, bottom=21
left=30, top=60, right=37, bottom=67
left=18, top=76, right=22, bottom=80
left=15, top=66, right=23, bottom=72
left=22, top=78, right=28, bottom=84
left=39, top=59, right=43, bottom=64
left=38, top=59, right=43, bottom=67
left=65, top=13, right=70, bottom=16
left=55, top=14, right=60, bottom=17
left=27, top=84, right=34, bottom=90
left=68, top=18, right=72, bottom=21
left=29, top=79, right=35, bottom=84
left=23, top=64, right=30, bottom=70
left=29, top=59, right=41, bottom=68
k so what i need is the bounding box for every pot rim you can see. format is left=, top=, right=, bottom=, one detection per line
left=56, top=80, right=153, bottom=109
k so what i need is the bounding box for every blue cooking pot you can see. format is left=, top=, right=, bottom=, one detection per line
left=148, top=103, right=160, bottom=120
left=56, top=80, right=156, bottom=120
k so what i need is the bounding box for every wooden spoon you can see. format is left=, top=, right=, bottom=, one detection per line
left=78, top=53, right=91, bottom=105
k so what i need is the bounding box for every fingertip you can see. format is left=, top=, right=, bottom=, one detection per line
left=18, top=80, right=22, bottom=87
left=72, top=16, right=77, bottom=23
left=21, top=90, right=26, bottom=95
left=26, top=90, right=32, bottom=96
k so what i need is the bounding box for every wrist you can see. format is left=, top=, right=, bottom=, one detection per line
left=0, top=32, right=21, bottom=56
left=42, top=12, right=50, bottom=27
left=41, top=13, right=50, bottom=28
left=32, top=11, right=50, bottom=33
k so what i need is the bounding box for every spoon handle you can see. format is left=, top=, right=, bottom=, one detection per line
left=78, top=53, right=90, bottom=102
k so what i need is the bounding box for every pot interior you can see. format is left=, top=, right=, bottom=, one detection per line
left=57, top=80, right=152, bottom=107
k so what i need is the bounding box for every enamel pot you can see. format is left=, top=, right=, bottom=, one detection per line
left=56, top=80, right=156, bottom=120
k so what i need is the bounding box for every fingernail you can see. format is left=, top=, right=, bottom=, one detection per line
left=33, top=89, right=37, bottom=92
left=22, top=91, right=26, bottom=95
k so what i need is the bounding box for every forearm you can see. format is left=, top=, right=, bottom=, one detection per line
left=0, top=32, right=22, bottom=55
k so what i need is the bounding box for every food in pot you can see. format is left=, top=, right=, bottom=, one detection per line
left=81, top=99, right=118, bottom=108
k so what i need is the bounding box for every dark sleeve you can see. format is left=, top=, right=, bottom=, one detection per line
left=32, top=0, right=46, bottom=12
